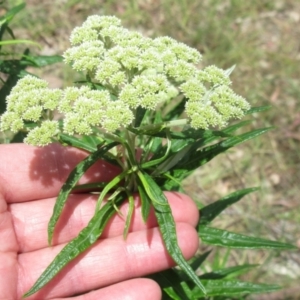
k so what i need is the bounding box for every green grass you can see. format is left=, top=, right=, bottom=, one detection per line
left=2, top=0, right=300, bottom=297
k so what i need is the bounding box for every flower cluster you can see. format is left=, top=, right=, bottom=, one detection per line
left=0, top=78, right=133, bottom=145
left=0, top=76, right=62, bottom=145
left=0, top=15, right=250, bottom=146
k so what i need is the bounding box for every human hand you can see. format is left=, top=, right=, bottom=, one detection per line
left=0, top=143, right=199, bottom=300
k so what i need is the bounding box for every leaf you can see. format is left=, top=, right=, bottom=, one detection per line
left=245, top=105, right=272, bottom=115
left=169, top=127, right=273, bottom=179
left=0, top=39, right=41, bottom=47
left=198, top=226, right=297, bottom=250
left=160, top=126, right=271, bottom=192
left=71, top=182, right=107, bottom=193
left=0, top=55, right=61, bottom=75
left=142, top=132, right=171, bottom=169
left=22, top=54, right=63, bottom=67
left=0, top=74, right=21, bottom=113
left=153, top=144, right=192, bottom=175
left=176, top=250, right=212, bottom=282
left=23, top=193, right=126, bottom=298
left=199, top=187, right=260, bottom=225
left=222, top=119, right=252, bottom=134
left=151, top=138, right=191, bottom=162
left=0, top=3, right=25, bottom=26
left=191, top=280, right=280, bottom=297
left=189, top=250, right=212, bottom=271
left=134, top=105, right=147, bottom=127
left=81, top=135, right=104, bottom=151
left=199, top=264, right=259, bottom=280
left=169, top=128, right=230, bottom=141
left=220, top=127, right=273, bottom=148
left=137, top=183, right=151, bottom=223
left=224, top=64, right=236, bottom=76
left=149, top=269, right=192, bottom=300
left=164, top=97, right=187, bottom=121
left=48, top=142, right=119, bottom=244
left=58, top=133, right=103, bottom=152
left=123, top=193, right=134, bottom=239
left=138, top=171, right=206, bottom=294
left=95, top=168, right=132, bottom=212
left=10, top=130, right=27, bottom=143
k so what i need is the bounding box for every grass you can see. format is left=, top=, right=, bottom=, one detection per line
left=2, top=0, right=300, bottom=298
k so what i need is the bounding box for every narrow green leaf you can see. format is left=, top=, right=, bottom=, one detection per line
left=199, top=264, right=259, bottom=280
left=138, top=171, right=206, bottom=294
left=199, top=187, right=260, bottom=225
left=58, top=133, right=103, bottom=152
left=142, top=132, right=171, bottom=169
left=48, top=142, right=118, bottom=244
left=151, top=139, right=190, bottom=161
left=81, top=135, right=104, bottom=151
left=177, top=251, right=212, bottom=282
left=198, top=226, right=297, bottom=250
left=169, top=128, right=229, bottom=141
left=222, top=120, right=252, bottom=134
left=153, top=144, right=193, bottom=175
left=0, top=3, right=25, bottom=25
left=22, top=54, right=63, bottom=67
left=0, top=59, right=31, bottom=75
left=23, top=193, right=126, bottom=298
left=190, top=250, right=211, bottom=271
left=95, top=168, right=133, bottom=212
left=123, top=193, right=134, bottom=239
left=159, top=123, right=265, bottom=190
left=10, top=130, right=27, bottom=143
left=192, top=280, right=280, bottom=297
left=71, top=182, right=106, bottom=192
left=164, top=97, right=187, bottom=121
left=224, top=64, right=236, bottom=76
left=171, top=127, right=273, bottom=178
left=177, top=251, right=212, bottom=281
left=134, top=106, right=147, bottom=127
left=245, top=105, right=272, bottom=115
left=0, top=39, right=41, bottom=47
left=149, top=269, right=192, bottom=300
left=7, top=26, right=16, bottom=40
left=137, top=184, right=151, bottom=223
left=221, top=127, right=273, bottom=148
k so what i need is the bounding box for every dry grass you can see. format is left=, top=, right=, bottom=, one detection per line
left=2, top=0, right=300, bottom=297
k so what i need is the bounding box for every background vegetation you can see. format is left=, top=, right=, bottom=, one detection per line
left=1, top=0, right=299, bottom=298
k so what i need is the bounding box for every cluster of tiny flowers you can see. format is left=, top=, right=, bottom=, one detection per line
left=63, top=15, right=249, bottom=129
left=0, top=15, right=251, bottom=146
left=181, top=66, right=250, bottom=129
left=63, top=15, right=202, bottom=106
left=60, top=87, right=133, bottom=135
left=0, top=76, right=133, bottom=146
left=0, top=75, right=62, bottom=145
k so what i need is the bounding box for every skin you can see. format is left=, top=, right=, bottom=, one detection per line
left=0, top=143, right=200, bottom=300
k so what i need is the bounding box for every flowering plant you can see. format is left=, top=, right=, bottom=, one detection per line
left=1, top=15, right=293, bottom=298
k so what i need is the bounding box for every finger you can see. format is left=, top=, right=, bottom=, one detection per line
left=0, top=143, right=119, bottom=203
left=11, top=192, right=199, bottom=252
left=18, top=223, right=199, bottom=299
left=53, top=278, right=162, bottom=300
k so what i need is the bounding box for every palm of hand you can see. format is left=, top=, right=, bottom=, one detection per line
left=0, top=144, right=199, bottom=300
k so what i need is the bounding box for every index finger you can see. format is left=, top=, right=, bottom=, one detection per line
left=0, top=143, right=120, bottom=203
